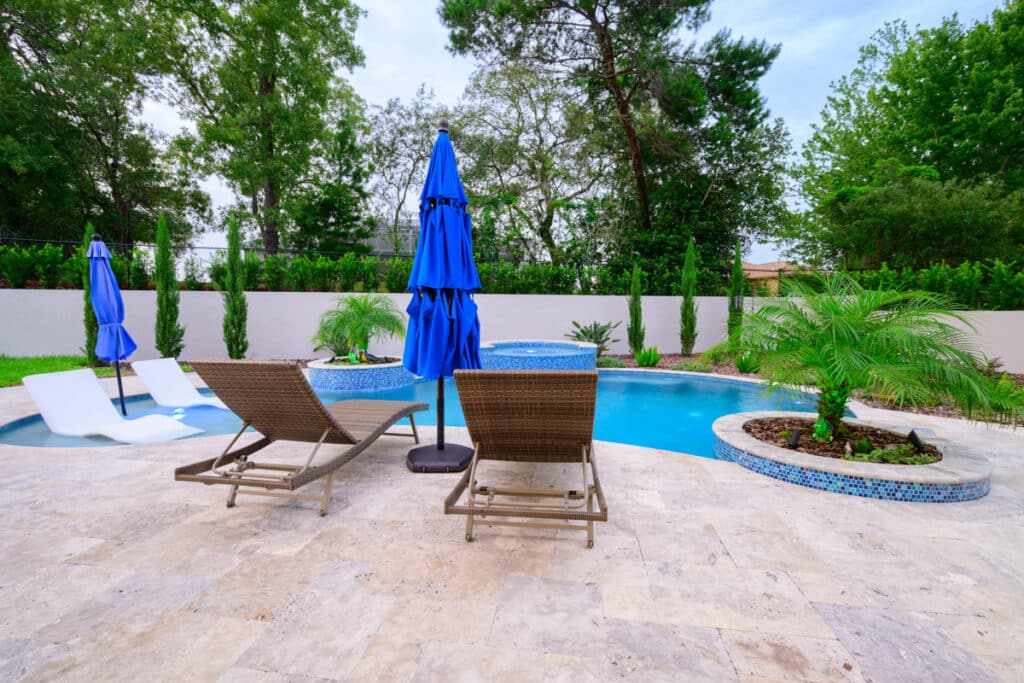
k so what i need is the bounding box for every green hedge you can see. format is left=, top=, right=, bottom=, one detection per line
left=4, top=244, right=1023, bottom=309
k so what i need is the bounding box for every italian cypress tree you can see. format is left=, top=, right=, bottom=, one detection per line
left=627, top=265, right=645, bottom=355
left=679, top=241, right=698, bottom=354
left=154, top=215, right=185, bottom=358
left=82, top=223, right=99, bottom=366
left=222, top=216, right=248, bottom=359
left=727, top=240, right=745, bottom=344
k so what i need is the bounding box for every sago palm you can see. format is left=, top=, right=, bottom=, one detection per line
left=312, top=293, right=405, bottom=357
left=738, top=273, right=1023, bottom=437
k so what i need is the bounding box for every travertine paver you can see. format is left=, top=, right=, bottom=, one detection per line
left=0, top=376, right=1023, bottom=681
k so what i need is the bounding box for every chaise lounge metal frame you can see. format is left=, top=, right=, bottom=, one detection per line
left=175, top=360, right=427, bottom=516
left=444, top=370, right=607, bottom=547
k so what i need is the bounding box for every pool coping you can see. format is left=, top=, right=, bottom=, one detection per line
left=712, top=410, right=992, bottom=502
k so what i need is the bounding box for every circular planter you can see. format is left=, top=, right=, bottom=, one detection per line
left=713, top=411, right=991, bottom=503
left=308, top=358, right=415, bottom=393
left=479, top=339, right=597, bottom=370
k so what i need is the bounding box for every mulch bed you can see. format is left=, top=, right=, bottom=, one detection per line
left=608, top=353, right=749, bottom=376
left=743, top=417, right=943, bottom=463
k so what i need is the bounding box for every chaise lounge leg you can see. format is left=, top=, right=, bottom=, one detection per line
left=320, top=471, right=335, bottom=517
left=226, top=484, right=240, bottom=508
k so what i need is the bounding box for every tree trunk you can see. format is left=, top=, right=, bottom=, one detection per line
left=258, top=72, right=279, bottom=255
left=590, top=18, right=652, bottom=237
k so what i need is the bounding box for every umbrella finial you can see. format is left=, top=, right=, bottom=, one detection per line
left=438, top=117, right=449, bottom=132
left=92, top=233, right=101, bottom=241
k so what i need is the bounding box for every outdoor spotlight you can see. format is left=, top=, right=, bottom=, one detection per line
left=908, top=429, right=925, bottom=453
left=787, top=428, right=801, bottom=449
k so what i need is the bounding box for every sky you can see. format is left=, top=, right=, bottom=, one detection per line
left=143, top=0, right=1004, bottom=262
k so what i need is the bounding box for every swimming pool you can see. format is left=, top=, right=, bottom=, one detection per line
left=0, top=371, right=823, bottom=458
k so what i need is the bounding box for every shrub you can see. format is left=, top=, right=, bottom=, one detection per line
left=127, top=250, right=151, bottom=290
left=262, top=254, right=287, bottom=291
left=679, top=240, right=698, bottom=354
left=359, top=255, right=381, bottom=291
left=286, top=255, right=315, bottom=291
left=182, top=257, right=203, bottom=291
left=672, top=358, right=712, bottom=373
left=727, top=240, right=744, bottom=344
left=81, top=224, right=99, bottom=365
left=627, top=265, right=645, bottom=354
left=596, top=356, right=626, bottom=368
left=734, top=353, right=761, bottom=374
left=335, top=252, right=361, bottom=291
left=982, top=259, right=1024, bottom=310
left=243, top=252, right=262, bottom=290
left=634, top=346, right=660, bottom=367
left=565, top=320, right=620, bottom=357
left=154, top=215, right=185, bottom=359
left=853, top=437, right=873, bottom=454
left=312, top=256, right=336, bottom=291
left=222, top=217, right=248, bottom=359
left=311, top=293, right=405, bottom=356
left=35, top=243, right=64, bottom=288
left=383, top=258, right=413, bottom=292
left=0, top=246, right=34, bottom=287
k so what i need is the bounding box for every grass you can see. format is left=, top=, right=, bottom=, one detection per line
left=0, top=355, right=116, bottom=387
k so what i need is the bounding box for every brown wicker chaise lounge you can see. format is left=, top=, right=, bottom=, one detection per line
left=175, top=360, right=427, bottom=516
left=445, top=370, right=608, bottom=548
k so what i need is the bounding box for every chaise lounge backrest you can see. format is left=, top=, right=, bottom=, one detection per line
left=454, top=370, right=597, bottom=463
left=189, top=360, right=357, bottom=444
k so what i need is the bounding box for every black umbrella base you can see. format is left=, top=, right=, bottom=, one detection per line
left=406, top=443, right=474, bottom=473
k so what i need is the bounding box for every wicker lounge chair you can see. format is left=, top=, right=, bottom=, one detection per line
left=175, top=360, right=427, bottom=516
left=445, top=370, right=607, bottom=547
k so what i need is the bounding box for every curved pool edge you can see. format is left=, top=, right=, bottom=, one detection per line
left=712, top=411, right=991, bottom=503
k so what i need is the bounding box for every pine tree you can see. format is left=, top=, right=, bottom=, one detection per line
left=222, top=216, right=248, bottom=359
left=154, top=215, right=185, bottom=358
left=627, top=265, right=645, bottom=355
left=728, top=240, right=745, bottom=344
left=82, top=223, right=99, bottom=365
left=679, top=241, right=698, bottom=354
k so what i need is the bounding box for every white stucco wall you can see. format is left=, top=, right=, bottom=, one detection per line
left=2, top=289, right=1023, bottom=371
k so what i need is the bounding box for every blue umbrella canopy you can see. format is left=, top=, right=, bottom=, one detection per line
left=403, top=124, right=482, bottom=380
left=87, top=237, right=137, bottom=362
left=87, top=235, right=136, bottom=415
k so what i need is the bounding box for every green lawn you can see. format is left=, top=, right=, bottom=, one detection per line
left=0, top=355, right=115, bottom=388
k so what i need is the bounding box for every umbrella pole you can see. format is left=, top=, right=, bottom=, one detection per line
left=437, top=377, right=445, bottom=449
left=114, top=360, right=126, bottom=415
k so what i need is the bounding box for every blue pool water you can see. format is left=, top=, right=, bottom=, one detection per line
left=0, top=371, right=823, bottom=458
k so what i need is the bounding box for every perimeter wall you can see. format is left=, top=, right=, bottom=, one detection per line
left=2, top=290, right=1023, bottom=372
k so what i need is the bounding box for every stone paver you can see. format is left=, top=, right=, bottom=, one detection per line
left=1, top=378, right=1023, bottom=681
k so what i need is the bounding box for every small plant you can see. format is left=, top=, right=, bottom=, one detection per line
left=679, top=240, right=698, bottom=354
left=565, top=320, right=620, bottom=357
left=812, top=418, right=833, bottom=443
left=853, top=437, right=874, bottom=454
left=154, top=215, right=185, bottom=359
left=734, top=352, right=761, bottom=374
left=635, top=346, right=661, bottom=368
left=778, top=429, right=792, bottom=439
left=596, top=356, right=626, bottom=368
left=627, top=265, right=645, bottom=355
left=844, top=443, right=938, bottom=465
left=312, top=293, right=405, bottom=357
left=222, top=216, right=248, bottom=359
left=672, top=358, right=712, bottom=373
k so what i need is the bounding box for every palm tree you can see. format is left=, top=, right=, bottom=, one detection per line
left=312, top=294, right=405, bottom=357
left=738, top=273, right=1023, bottom=437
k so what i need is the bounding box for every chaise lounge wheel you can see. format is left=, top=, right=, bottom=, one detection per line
left=226, top=501, right=235, bottom=508
left=587, top=540, right=593, bottom=549
left=465, top=533, right=474, bottom=542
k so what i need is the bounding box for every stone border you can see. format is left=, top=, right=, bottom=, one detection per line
left=713, top=411, right=991, bottom=502
left=307, top=358, right=415, bottom=392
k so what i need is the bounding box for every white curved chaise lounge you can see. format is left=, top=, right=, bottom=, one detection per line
left=132, top=358, right=228, bottom=410
left=22, top=369, right=203, bottom=444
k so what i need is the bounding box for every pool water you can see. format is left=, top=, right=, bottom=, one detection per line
left=0, top=371, right=823, bottom=458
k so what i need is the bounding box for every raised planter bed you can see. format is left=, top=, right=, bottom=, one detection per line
left=713, top=411, right=991, bottom=503
left=307, top=358, right=414, bottom=393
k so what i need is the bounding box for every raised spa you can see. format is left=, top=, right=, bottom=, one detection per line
left=307, top=358, right=415, bottom=392
left=479, top=340, right=597, bottom=371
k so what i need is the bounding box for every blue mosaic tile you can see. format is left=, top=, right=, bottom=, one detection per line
left=480, top=341, right=596, bottom=371
left=714, top=438, right=989, bottom=503
left=309, top=363, right=415, bottom=393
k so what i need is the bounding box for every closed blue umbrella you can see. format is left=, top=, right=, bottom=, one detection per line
left=404, top=119, right=482, bottom=473
left=88, top=234, right=137, bottom=415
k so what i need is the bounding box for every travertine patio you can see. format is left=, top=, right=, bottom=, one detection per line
left=1, top=378, right=1022, bottom=682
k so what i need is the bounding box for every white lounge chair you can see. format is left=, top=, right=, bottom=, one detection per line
left=132, top=358, right=228, bottom=410
left=22, top=369, right=204, bottom=444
